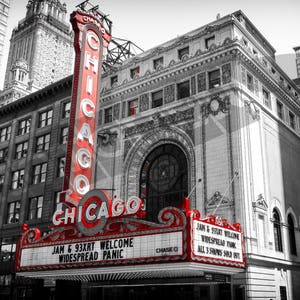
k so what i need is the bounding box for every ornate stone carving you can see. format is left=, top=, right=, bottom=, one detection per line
left=140, top=93, right=149, bottom=112
left=206, top=191, right=231, bottom=207
left=164, top=84, right=175, bottom=104
left=221, top=63, right=231, bottom=84
left=252, top=194, right=268, bottom=212
left=178, top=121, right=194, bottom=143
left=197, top=72, right=206, bottom=92
left=202, top=94, right=230, bottom=118
left=124, top=108, right=194, bottom=138
left=113, top=103, right=120, bottom=120
left=245, top=99, right=260, bottom=120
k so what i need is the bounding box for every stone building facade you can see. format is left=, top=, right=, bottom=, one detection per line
left=0, top=0, right=10, bottom=76
left=0, top=0, right=73, bottom=105
left=0, top=9, right=299, bottom=300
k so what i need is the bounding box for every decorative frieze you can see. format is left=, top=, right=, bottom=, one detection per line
left=201, top=94, right=230, bottom=118
left=124, top=108, right=194, bottom=138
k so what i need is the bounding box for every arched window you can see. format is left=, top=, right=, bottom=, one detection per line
left=288, top=214, right=297, bottom=255
left=273, top=209, right=283, bottom=252
left=140, top=144, right=188, bottom=222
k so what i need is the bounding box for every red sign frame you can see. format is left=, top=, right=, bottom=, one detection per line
left=62, top=12, right=111, bottom=206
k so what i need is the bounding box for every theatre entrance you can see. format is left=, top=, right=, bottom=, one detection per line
left=83, top=283, right=231, bottom=300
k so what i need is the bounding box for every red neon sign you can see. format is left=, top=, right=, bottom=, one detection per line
left=62, top=12, right=111, bottom=206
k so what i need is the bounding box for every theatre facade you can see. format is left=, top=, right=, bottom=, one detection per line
left=0, top=6, right=300, bottom=300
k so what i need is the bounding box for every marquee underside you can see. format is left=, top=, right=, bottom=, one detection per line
left=16, top=262, right=244, bottom=282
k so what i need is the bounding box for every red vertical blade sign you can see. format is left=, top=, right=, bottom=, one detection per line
left=62, top=11, right=111, bottom=206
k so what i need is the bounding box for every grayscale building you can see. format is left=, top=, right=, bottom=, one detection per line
left=0, top=6, right=299, bottom=300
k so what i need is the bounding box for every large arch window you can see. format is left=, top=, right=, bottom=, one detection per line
left=288, top=214, right=297, bottom=255
left=140, top=144, right=188, bottom=222
left=273, top=209, right=283, bottom=252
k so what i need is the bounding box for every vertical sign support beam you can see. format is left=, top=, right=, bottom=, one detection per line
left=62, top=11, right=111, bottom=206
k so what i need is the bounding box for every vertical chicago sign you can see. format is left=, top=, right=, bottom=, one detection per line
left=62, top=11, right=111, bottom=206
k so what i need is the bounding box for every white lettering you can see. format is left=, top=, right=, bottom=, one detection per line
left=85, top=51, right=98, bottom=74
left=76, top=148, right=91, bottom=169
left=86, top=75, right=93, bottom=95
left=126, top=196, right=142, bottom=214
left=74, top=175, right=90, bottom=195
left=81, top=98, right=95, bottom=118
left=112, top=199, right=125, bottom=217
left=85, top=203, right=97, bottom=221
left=78, top=123, right=93, bottom=145
left=97, top=202, right=109, bottom=218
left=87, top=31, right=99, bottom=50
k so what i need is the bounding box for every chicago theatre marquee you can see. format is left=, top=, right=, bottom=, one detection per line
left=14, top=6, right=246, bottom=300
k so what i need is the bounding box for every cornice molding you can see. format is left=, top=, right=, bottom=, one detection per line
left=0, top=76, right=72, bottom=116
left=101, top=40, right=239, bottom=103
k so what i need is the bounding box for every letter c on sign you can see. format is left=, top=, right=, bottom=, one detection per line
left=87, top=31, right=99, bottom=51
left=76, top=148, right=91, bottom=169
left=74, top=175, right=90, bottom=195
left=81, top=98, right=95, bottom=118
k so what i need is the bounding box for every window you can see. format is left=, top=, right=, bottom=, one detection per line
left=177, top=80, right=190, bottom=99
left=6, top=201, right=20, bottom=224
left=152, top=90, right=163, bottom=108
left=17, top=118, right=31, bottom=135
left=104, top=107, right=113, bottom=123
left=280, top=286, right=287, bottom=300
left=140, top=144, right=188, bottom=222
left=110, top=75, right=118, bottom=87
left=247, top=73, right=254, bottom=92
left=178, top=47, right=189, bottom=60
left=36, top=133, right=50, bottom=152
left=153, top=57, right=163, bottom=70
left=289, top=111, right=295, bottom=129
left=0, top=125, right=11, bottom=142
left=128, top=99, right=138, bottom=116
left=28, top=196, right=43, bottom=220
left=288, top=214, right=297, bottom=255
left=60, top=127, right=69, bottom=144
left=11, top=169, right=24, bottom=190
left=32, top=163, right=47, bottom=184
left=0, top=147, right=8, bottom=163
left=273, top=209, right=283, bottom=252
left=130, top=66, right=140, bottom=79
left=208, top=69, right=221, bottom=88
left=0, top=237, right=17, bottom=262
left=276, top=100, right=284, bottom=120
left=262, top=88, right=271, bottom=108
left=15, top=141, right=28, bottom=159
left=57, top=157, right=65, bottom=177
left=62, top=102, right=71, bottom=119
left=38, top=109, right=53, bottom=128
left=205, top=36, right=215, bottom=49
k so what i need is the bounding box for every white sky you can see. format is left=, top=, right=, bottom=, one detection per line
left=1, top=0, right=299, bottom=88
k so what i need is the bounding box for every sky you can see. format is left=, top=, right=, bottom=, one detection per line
left=1, top=0, right=299, bottom=88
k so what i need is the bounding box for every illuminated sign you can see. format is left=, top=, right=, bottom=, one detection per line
left=191, top=218, right=244, bottom=267
left=62, top=12, right=111, bottom=206
left=52, top=189, right=144, bottom=236
left=19, top=232, right=183, bottom=268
